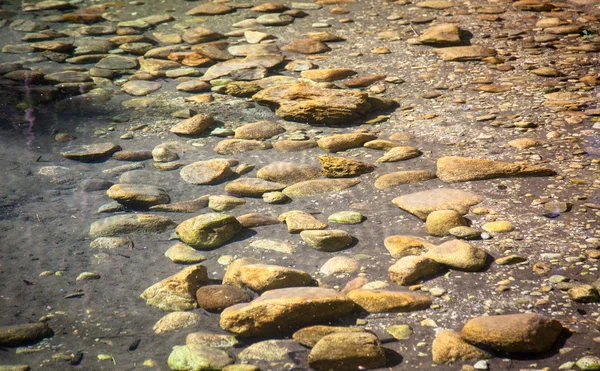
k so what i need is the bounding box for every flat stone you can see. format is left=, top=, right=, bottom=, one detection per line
left=376, top=146, right=420, bottom=162
left=308, top=332, right=386, bottom=371
left=434, top=46, right=496, bottom=61
left=89, top=214, right=175, bottom=237
left=90, top=237, right=129, bottom=249
left=238, top=340, right=301, bottom=363
left=186, top=3, right=235, bottom=15
left=175, top=213, right=242, bottom=250
left=237, top=213, right=280, bottom=228
left=214, top=139, right=272, bottom=155
left=106, top=184, right=169, bottom=207
left=279, top=210, right=327, bottom=233
left=252, top=2, right=289, bottom=12
left=388, top=256, right=442, bottom=285
left=151, top=196, right=210, bottom=213
left=219, top=287, right=355, bottom=337
left=121, top=80, right=162, bottom=96
left=482, top=221, right=514, bottom=233
left=449, top=226, right=481, bottom=240
left=257, top=162, right=320, bottom=184
left=253, top=84, right=371, bottom=125
left=208, top=195, right=246, bottom=212
left=256, top=14, right=294, bottom=26
left=228, top=43, right=280, bottom=57
left=237, top=264, right=314, bottom=293
left=320, top=256, right=359, bottom=275
left=327, top=211, right=363, bottom=224
left=384, top=235, right=435, bottom=258
left=293, top=326, right=365, bottom=347
left=344, top=74, right=386, bottom=88
left=300, top=68, right=355, bottom=82
left=182, top=27, right=224, bottom=44
left=375, top=170, right=435, bottom=189
left=318, top=133, right=377, bottom=152
left=437, top=156, right=555, bottom=182
left=513, top=0, right=554, bottom=11
left=140, top=265, right=209, bottom=311
left=225, top=178, right=286, bottom=197
left=273, top=139, right=318, bottom=152
left=202, top=55, right=284, bottom=81
left=249, top=239, right=296, bottom=253
left=177, top=80, right=212, bottom=93
left=416, top=0, right=453, bottom=9
left=234, top=120, right=285, bottom=140
left=418, top=23, right=462, bottom=45
left=95, top=55, right=138, bottom=69
left=432, top=329, right=493, bottom=364
left=392, top=188, right=484, bottom=220
left=180, top=160, right=235, bottom=185
left=386, top=325, right=413, bottom=340
left=300, top=230, right=353, bottom=251
left=346, top=289, right=431, bottom=313
left=61, top=143, right=120, bottom=162
left=460, top=313, right=562, bottom=353
left=165, top=242, right=207, bottom=264
left=283, top=178, right=360, bottom=197
left=424, top=240, right=488, bottom=271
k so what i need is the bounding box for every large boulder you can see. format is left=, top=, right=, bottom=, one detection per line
left=460, top=313, right=563, bottom=353
left=175, top=213, right=242, bottom=250
left=252, top=83, right=371, bottom=125
left=219, top=287, right=355, bottom=337
left=308, top=332, right=387, bottom=371
left=436, top=156, right=555, bottom=182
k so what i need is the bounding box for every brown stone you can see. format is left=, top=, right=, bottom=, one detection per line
left=196, top=285, right=251, bottom=312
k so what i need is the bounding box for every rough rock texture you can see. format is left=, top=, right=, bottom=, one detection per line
left=253, top=83, right=371, bottom=124
left=257, top=162, right=320, bottom=184
left=140, top=265, right=209, bottom=311
left=180, top=160, right=235, bottom=185
left=279, top=210, right=328, bottom=233
left=175, top=213, right=242, bottom=250
left=432, top=329, right=493, bottom=364
left=460, top=313, right=563, bottom=353
left=308, top=332, right=387, bottom=371
left=346, top=289, right=431, bottom=313
left=392, top=189, right=484, bottom=220
left=168, top=344, right=233, bottom=371
left=219, top=287, right=355, bottom=337
left=225, top=178, right=286, bottom=197
left=436, top=156, right=555, bottom=182
left=318, top=155, right=375, bottom=178
left=300, top=229, right=353, bottom=252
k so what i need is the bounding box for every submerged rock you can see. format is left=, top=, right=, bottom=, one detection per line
left=0, top=323, right=53, bottom=347
left=61, top=143, right=120, bottom=162
left=392, top=189, right=484, bottom=220
left=175, top=213, right=242, bottom=250
left=89, top=214, right=175, bottom=237
left=140, top=265, right=209, bottom=311
left=436, top=156, right=555, bottom=182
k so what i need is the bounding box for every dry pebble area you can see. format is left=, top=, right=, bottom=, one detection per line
left=1, top=0, right=600, bottom=369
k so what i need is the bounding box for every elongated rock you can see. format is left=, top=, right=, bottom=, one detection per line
left=460, top=313, right=562, bottom=353
left=283, top=178, right=360, bottom=197
left=0, top=323, right=53, bottom=347
left=253, top=83, right=371, bottom=125
left=346, top=289, right=431, bottom=313
left=106, top=184, right=169, bottom=207
left=220, top=287, right=355, bottom=337
left=436, top=156, right=555, bottom=182
left=89, top=214, right=175, bottom=237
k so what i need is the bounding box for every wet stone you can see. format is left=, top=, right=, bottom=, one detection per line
left=61, top=143, right=120, bottom=162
